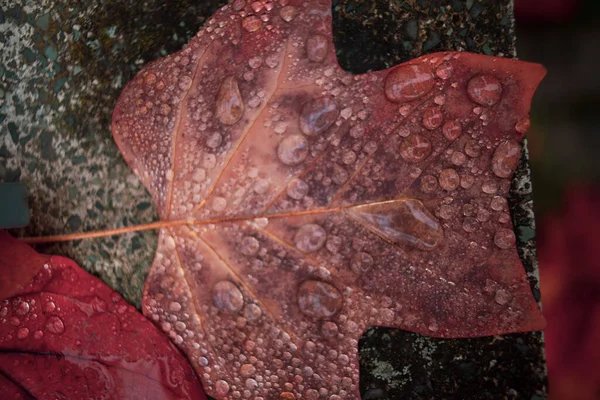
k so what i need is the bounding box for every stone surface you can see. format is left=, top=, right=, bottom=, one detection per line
left=0, top=0, right=545, bottom=398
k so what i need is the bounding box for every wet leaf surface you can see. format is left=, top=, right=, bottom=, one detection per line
left=112, top=0, right=546, bottom=398
left=0, top=231, right=207, bottom=400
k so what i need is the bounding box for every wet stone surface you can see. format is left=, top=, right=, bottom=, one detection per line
left=0, top=0, right=545, bottom=399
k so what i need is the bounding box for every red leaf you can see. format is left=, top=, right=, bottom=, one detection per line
left=0, top=231, right=207, bottom=400
left=111, top=0, right=546, bottom=398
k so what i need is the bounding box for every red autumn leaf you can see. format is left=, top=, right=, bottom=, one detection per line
left=0, top=231, right=207, bottom=400
left=111, top=0, right=546, bottom=398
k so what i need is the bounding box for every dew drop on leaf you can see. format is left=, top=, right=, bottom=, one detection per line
left=278, top=134, right=309, bottom=165
left=45, top=316, right=65, bottom=335
left=306, top=35, right=328, bottom=63
left=299, top=97, right=339, bottom=136
left=297, top=281, right=342, bottom=319
left=467, top=75, right=503, bottom=106
left=384, top=64, right=435, bottom=103
left=213, top=281, right=244, bottom=312
left=294, top=224, right=327, bottom=253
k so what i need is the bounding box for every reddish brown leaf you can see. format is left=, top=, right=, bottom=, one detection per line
left=0, top=231, right=207, bottom=400
left=111, top=0, right=546, bottom=398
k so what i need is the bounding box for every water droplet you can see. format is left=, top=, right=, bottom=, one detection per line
left=206, top=132, right=223, bottom=149
left=216, top=76, right=244, bottom=126
left=193, top=168, right=206, bottom=182
left=494, top=228, right=516, bottom=249
left=215, top=380, right=231, bottom=396
left=350, top=252, right=374, bottom=274
left=33, top=330, right=43, bottom=339
left=241, top=236, right=260, bottom=256
left=91, top=297, right=107, bottom=313
left=460, top=174, right=474, bottom=189
left=420, top=175, right=438, bottom=193
left=477, top=209, right=490, bottom=222
left=294, top=224, right=327, bottom=252
left=243, top=303, right=262, bottom=321
left=451, top=151, right=466, bottom=166
left=495, top=289, right=511, bottom=305
left=246, top=378, right=258, bottom=389
left=204, top=154, right=217, bottom=169
left=280, top=392, right=296, bottom=400
left=462, top=217, right=478, bottom=233
left=15, top=302, right=30, bottom=316
left=249, top=56, right=262, bottom=69
left=442, top=120, right=461, bottom=141
left=439, top=168, right=459, bottom=191
left=265, top=54, right=279, bottom=68
left=297, top=280, right=343, bottom=318
left=240, top=363, right=256, bottom=377
left=428, top=320, right=439, bottom=332
left=347, top=199, right=444, bottom=250
left=242, top=16, right=262, bottom=32
left=321, top=321, right=339, bottom=338
left=342, top=151, right=357, bottom=165
left=278, top=134, right=309, bottom=165
left=306, top=389, right=319, bottom=400
left=385, top=64, right=435, bottom=103
left=306, top=35, right=328, bottom=63
left=435, top=62, right=453, bottom=79
left=332, top=164, right=349, bottom=185
left=213, top=281, right=244, bottom=312
left=17, top=327, right=29, bottom=340
left=482, top=181, right=498, bottom=194
left=287, top=178, right=309, bottom=199
left=515, top=118, right=530, bottom=134
left=212, top=196, right=227, bottom=212
left=491, top=140, right=521, bottom=178
left=169, top=301, right=182, bottom=312
left=422, top=107, right=443, bottom=130
left=44, top=301, right=56, bottom=313
left=0, top=307, right=6, bottom=317
left=46, top=316, right=65, bottom=335
left=399, top=134, right=432, bottom=163
left=464, top=140, right=482, bottom=158
left=299, top=97, right=338, bottom=136
left=467, top=75, right=503, bottom=106
left=490, top=196, right=507, bottom=211
left=279, top=6, right=298, bottom=22
left=438, top=205, right=454, bottom=220
left=350, top=125, right=365, bottom=138
left=326, top=236, right=342, bottom=253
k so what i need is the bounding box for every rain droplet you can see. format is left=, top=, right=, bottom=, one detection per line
left=399, top=134, right=432, bottom=163
left=297, top=280, right=343, bottom=318
left=299, top=97, right=339, bottom=136
left=17, top=327, right=29, bottom=340
left=243, top=303, right=262, bottom=321
left=46, top=316, right=65, bottom=335
left=342, top=151, right=357, bottom=165
left=246, top=378, right=258, bottom=389
left=435, top=62, right=453, bottom=79
left=491, top=140, right=521, bottom=178
left=460, top=174, right=474, bottom=189
left=278, top=134, right=309, bottom=165
left=439, top=168, right=459, bottom=191
left=490, top=196, right=507, bottom=211
left=240, top=236, right=260, bottom=256
left=442, top=120, right=462, bottom=141
left=495, top=289, right=511, bottom=305
left=265, top=54, right=279, bottom=68
left=33, top=330, right=43, bottom=339
left=242, top=16, right=262, bottom=32
left=249, top=56, right=262, bottom=69
left=160, top=103, right=171, bottom=116
left=213, top=281, right=244, bottom=312
left=294, top=224, right=327, bottom=252
left=467, top=75, right=503, bottom=106
left=287, top=178, right=309, bottom=199
left=169, top=301, right=182, bottom=312
left=306, top=35, right=329, bottom=63
left=451, top=151, right=466, bottom=166
left=216, top=76, right=244, bottom=126
left=494, top=228, right=516, bottom=249
left=385, top=64, right=435, bottom=103
left=15, top=302, right=30, bottom=316
left=193, top=168, right=206, bottom=182
left=422, top=107, right=443, bottom=130
left=253, top=179, right=270, bottom=194
left=44, top=301, right=56, bottom=313
left=240, top=363, right=256, bottom=377
left=212, top=196, right=227, bottom=212
left=321, top=321, right=339, bottom=338
left=280, top=392, right=296, bottom=400
left=515, top=118, right=531, bottom=134
left=279, top=6, right=298, bottom=22
left=420, top=175, right=438, bottom=194
left=464, top=140, right=482, bottom=158
left=350, top=252, right=374, bottom=274
left=347, top=199, right=444, bottom=250
left=215, top=380, right=230, bottom=396
left=462, top=217, right=479, bottom=233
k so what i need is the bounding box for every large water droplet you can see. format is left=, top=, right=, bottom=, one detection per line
left=278, top=134, right=309, bottom=165
left=242, top=16, right=262, bottom=32
left=15, top=302, right=30, bottom=316
left=306, top=35, right=328, bottom=63
left=321, top=321, right=339, bottom=338
left=17, top=327, right=29, bottom=340
left=399, top=134, right=432, bottom=163
left=347, top=199, right=443, bottom=250
left=491, top=140, right=521, bottom=178
left=206, top=132, right=223, bottom=149
left=279, top=6, right=298, bottom=22
left=215, top=380, right=230, bottom=396
left=420, top=175, right=438, bottom=194
left=294, top=224, right=327, bottom=253
left=439, top=168, right=459, bottom=191
left=297, top=280, right=343, bottom=318
left=422, top=107, right=443, bottom=130
left=467, top=75, right=503, bottom=106
left=243, top=303, right=262, bottom=321
left=240, top=363, right=256, bottom=377
left=442, top=120, right=461, bottom=141
left=384, top=64, right=435, bottom=103
left=494, top=228, right=516, bottom=249
left=287, top=178, right=309, bottom=199
left=216, top=76, right=244, bottom=125
left=350, top=252, right=374, bottom=274
left=241, top=236, right=260, bottom=256
left=46, top=316, right=65, bottom=335
left=299, top=97, right=338, bottom=136
left=213, top=281, right=244, bottom=312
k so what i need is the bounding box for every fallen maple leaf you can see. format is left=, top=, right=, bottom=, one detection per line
left=0, top=231, right=207, bottom=400
left=111, top=0, right=546, bottom=398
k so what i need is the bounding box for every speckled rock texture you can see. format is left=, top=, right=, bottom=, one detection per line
left=0, top=0, right=545, bottom=398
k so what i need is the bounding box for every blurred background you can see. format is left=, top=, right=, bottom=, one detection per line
left=515, top=0, right=600, bottom=399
